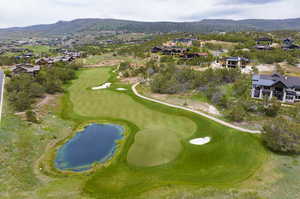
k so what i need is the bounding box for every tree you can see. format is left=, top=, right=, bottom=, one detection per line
left=263, top=117, right=300, bottom=154
left=9, top=91, right=33, bottom=111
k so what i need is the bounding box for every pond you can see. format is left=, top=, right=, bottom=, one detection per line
left=55, top=123, right=124, bottom=172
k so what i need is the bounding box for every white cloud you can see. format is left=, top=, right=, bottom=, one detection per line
left=0, top=0, right=299, bottom=28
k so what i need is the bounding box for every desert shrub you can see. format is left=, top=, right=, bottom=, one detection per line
left=26, top=110, right=38, bottom=123
left=264, top=98, right=281, bottom=117
left=227, top=104, right=247, bottom=122
left=263, top=117, right=300, bottom=154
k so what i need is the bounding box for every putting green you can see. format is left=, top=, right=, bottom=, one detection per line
left=62, top=68, right=267, bottom=198
left=127, top=128, right=182, bottom=167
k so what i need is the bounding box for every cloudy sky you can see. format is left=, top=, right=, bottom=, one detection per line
left=0, top=0, right=299, bottom=28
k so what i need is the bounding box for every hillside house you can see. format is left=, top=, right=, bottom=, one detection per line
left=255, top=37, right=273, bottom=50
left=180, top=52, right=208, bottom=59
left=151, top=46, right=163, bottom=53
left=151, top=46, right=189, bottom=55
left=12, top=64, right=40, bottom=76
left=282, top=38, right=300, bottom=50
left=221, top=57, right=250, bottom=68
left=251, top=73, right=300, bottom=103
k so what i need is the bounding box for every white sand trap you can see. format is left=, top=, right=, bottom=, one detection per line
left=116, top=88, right=127, bottom=91
left=92, top=82, right=112, bottom=90
left=189, top=137, right=211, bottom=145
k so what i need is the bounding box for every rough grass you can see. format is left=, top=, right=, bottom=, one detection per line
left=61, top=67, right=267, bottom=198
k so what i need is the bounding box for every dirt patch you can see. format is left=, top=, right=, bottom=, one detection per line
left=120, top=77, right=143, bottom=84
left=82, top=59, right=123, bottom=68
left=256, top=64, right=276, bottom=73
left=149, top=93, right=221, bottom=116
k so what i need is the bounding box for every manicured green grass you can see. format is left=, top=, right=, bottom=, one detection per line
left=22, top=45, right=52, bottom=54
left=127, top=128, right=182, bottom=167
left=60, top=67, right=267, bottom=198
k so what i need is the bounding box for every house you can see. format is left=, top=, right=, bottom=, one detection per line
left=35, top=58, right=54, bottom=65
left=251, top=73, right=300, bottom=103
left=180, top=52, right=208, bottom=59
left=151, top=46, right=163, bottom=53
left=255, top=37, right=273, bottom=50
left=151, top=46, right=189, bottom=55
left=12, top=64, right=40, bottom=76
left=282, top=38, right=300, bottom=50
left=221, top=57, right=250, bottom=68
left=172, top=38, right=196, bottom=47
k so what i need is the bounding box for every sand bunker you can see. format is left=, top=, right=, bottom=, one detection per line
left=92, top=82, right=112, bottom=90
left=116, top=88, right=127, bottom=91
left=189, top=137, right=211, bottom=145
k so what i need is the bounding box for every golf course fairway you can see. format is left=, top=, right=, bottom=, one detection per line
left=60, top=67, right=267, bottom=198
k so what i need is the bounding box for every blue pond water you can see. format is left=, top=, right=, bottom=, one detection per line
left=55, top=123, right=124, bottom=172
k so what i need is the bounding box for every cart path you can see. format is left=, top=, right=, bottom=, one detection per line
left=132, top=82, right=261, bottom=134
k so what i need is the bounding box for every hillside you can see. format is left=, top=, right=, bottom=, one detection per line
left=1, top=18, right=300, bottom=39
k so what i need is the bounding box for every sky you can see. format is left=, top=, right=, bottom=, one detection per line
left=0, top=0, right=300, bottom=28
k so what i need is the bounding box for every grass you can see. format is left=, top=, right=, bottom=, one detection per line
left=127, top=128, right=182, bottom=167
left=58, top=67, right=267, bottom=198
left=82, top=53, right=146, bottom=65
left=2, top=66, right=300, bottom=199
left=22, top=45, right=52, bottom=54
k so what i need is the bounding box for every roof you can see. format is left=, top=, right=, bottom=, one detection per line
left=252, top=73, right=300, bottom=88
left=256, top=37, right=273, bottom=42
left=226, top=57, right=249, bottom=62
left=12, top=64, right=40, bottom=73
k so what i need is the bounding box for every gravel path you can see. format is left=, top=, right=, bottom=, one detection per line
left=132, top=83, right=261, bottom=134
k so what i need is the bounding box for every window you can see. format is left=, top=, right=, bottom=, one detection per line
left=286, top=95, right=294, bottom=100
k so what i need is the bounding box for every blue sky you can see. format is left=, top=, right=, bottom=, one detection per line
left=0, top=0, right=299, bottom=28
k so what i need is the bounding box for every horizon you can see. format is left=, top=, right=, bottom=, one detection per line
left=2, top=16, right=300, bottom=29
left=0, top=0, right=300, bottom=28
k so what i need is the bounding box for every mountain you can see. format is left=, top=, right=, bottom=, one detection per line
left=1, top=18, right=300, bottom=39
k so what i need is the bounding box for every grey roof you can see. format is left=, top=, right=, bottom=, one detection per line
left=13, top=64, right=40, bottom=73
left=252, top=73, right=300, bottom=88
left=227, top=57, right=249, bottom=62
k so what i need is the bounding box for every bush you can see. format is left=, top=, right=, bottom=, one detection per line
left=227, top=104, right=247, bottom=122
left=26, top=110, right=38, bottom=123
left=264, top=98, right=281, bottom=117
left=263, top=117, right=300, bottom=154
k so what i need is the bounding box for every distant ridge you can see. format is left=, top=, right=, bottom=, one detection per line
left=1, top=18, right=300, bottom=38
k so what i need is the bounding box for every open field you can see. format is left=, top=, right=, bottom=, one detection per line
left=81, top=53, right=146, bottom=66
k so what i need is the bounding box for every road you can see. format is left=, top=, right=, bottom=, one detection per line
left=132, top=82, right=261, bottom=134
left=0, top=71, right=5, bottom=122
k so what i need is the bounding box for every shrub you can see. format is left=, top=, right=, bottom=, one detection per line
left=264, top=98, right=281, bottom=117
left=26, top=110, right=39, bottom=123
left=263, top=117, right=300, bottom=154
left=227, top=104, right=247, bottom=122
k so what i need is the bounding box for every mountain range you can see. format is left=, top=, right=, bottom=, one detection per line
left=1, top=18, right=300, bottom=39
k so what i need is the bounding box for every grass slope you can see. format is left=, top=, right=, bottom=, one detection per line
left=59, top=67, right=267, bottom=198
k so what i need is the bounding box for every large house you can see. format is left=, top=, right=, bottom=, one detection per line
left=282, top=38, right=300, bottom=50
left=221, top=57, right=250, bottom=68
left=180, top=52, right=208, bottom=59
left=12, top=64, right=41, bottom=76
left=251, top=73, right=300, bottom=103
left=151, top=46, right=189, bottom=55
left=255, top=37, right=273, bottom=50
